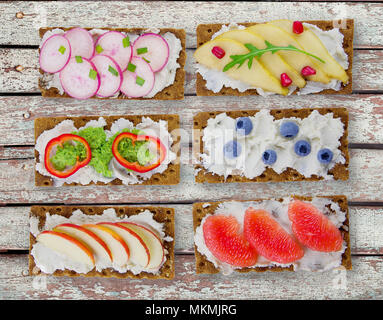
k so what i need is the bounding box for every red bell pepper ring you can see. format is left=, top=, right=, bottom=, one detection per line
left=111, top=132, right=167, bottom=173
left=44, top=134, right=92, bottom=178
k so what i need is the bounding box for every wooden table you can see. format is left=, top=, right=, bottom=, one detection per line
left=1, top=1, right=383, bottom=300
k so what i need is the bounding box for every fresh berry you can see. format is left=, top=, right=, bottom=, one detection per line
left=317, top=148, right=334, bottom=164
left=211, top=46, right=225, bottom=59
left=235, top=117, right=253, bottom=136
left=244, top=208, right=304, bottom=264
left=301, top=66, right=316, bottom=76
left=294, top=140, right=311, bottom=156
left=280, top=73, right=292, bottom=87
left=280, top=121, right=299, bottom=138
left=262, top=149, right=277, bottom=165
left=292, top=21, right=304, bottom=34
left=203, top=215, right=258, bottom=267
left=223, top=140, right=241, bottom=159
left=288, top=200, right=343, bottom=252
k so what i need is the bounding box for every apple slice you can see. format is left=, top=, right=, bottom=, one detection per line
left=53, top=223, right=113, bottom=263
left=118, top=222, right=165, bottom=269
left=82, top=224, right=129, bottom=268
left=97, top=222, right=150, bottom=268
left=36, top=230, right=95, bottom=266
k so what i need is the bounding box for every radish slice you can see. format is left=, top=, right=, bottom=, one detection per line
left=64, top=27, right=95, bottom=59
left=91, top=54, right=122, bottom=98
left=59, top=57, right=100, bottom=100
left=120, top=56, right=155, bottom=98
left=132, top=33, right=169, bottom=72
left=94, top=31, right=132, bottom=71
left=39, top=34, right=71, bottom=73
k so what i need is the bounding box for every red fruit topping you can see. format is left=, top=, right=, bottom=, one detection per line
left=244, top=208, right=304, bottom=264
left=211, top=46, right=225, bottom=59
left=293, top=21, right=304, bottom=34
left=280, top=73, right=292, bottom=87
left=203, top=215, right=258, bottom=267
left=288, top=200, right=343, bottom=252
left=301, top=66, right=316, bottom=76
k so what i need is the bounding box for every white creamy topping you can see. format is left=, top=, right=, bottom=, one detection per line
left=35, top=117, right=176, bottom=186
left=198, top=110, right=345, bottom=180
left=194, top=197, right=347, bottom=275
left=30, top=208, right=172, bottom=275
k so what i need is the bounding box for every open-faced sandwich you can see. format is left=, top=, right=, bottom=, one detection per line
left=194, top=19, right=353, bottom=96
left=34, top=114, right=180, bottom=186
left=38, top=27, right=186, bottom=100
left=193, top=196, right=351, bottom=274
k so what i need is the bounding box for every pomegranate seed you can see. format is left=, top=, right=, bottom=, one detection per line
left=280, top=73, right=292, bottom=87
left=301, top=66, right=316, bottom=76
left=211, top=46, right=225, bottom=59
left=293, top=21, right=304, bottom=34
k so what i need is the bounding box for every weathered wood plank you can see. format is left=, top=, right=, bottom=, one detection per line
left=0, top=205, right=381, bottom=255
left=0, top=254, right=382, bottom=299
left=1, top=1, right=383, bottom=48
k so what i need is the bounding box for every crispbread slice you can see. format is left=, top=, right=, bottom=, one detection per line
left=195, top=19, right=354, bottom=96
left=29, top=205, right=175, bottom=279
left=39, top=27, right=186, bottom=100
left=35, top=113, right=180, bottom=187
left=193, top=195, right=351, bottom=274
left=194, top=107, right=349, bottom=183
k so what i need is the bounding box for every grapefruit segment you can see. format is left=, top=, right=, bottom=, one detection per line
left=288, top=200, right=343, bottom=252
left=244, top=208, right=304, bottom=264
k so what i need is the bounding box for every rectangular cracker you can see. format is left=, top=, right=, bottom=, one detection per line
left=29, top=205, right=175, bottom=279
left=193, top=195, right=351, bottom=274
left=35, top=113, right=180, bottom=186
left=195, top=19, right=354, bottom=96
left=39, top=27, right=186, bottom=100
left=194, top=107, right=349, bottom=183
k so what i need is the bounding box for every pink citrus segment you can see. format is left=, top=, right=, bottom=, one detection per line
left=244, top=208, right=304, bottom=264
left=203, top=215, right=258, bottom=267
left=288, top=200, right=343, bottom=252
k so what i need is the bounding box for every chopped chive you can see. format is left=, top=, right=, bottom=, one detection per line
left=136, top=47, right=148, bottom=55
left=136, top=76, right=145, bottom=86
left=89, top=69, right=98, bottom=80
left=95, top=44, right=104, bottom=54
left=108, top=65, right=119, bottom=77
left=122, top=36, right=130, bottom=48
left=142, top=57, right=151, bottom=64
left=75, top=56, right=83, bottom=63
left=127, top=62, right=136, bottom=72
left=58, top=45, right=66, bottom=55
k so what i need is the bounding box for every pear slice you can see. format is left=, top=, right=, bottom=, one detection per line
left=215, top=29, right=306, bottom=88
left=269, top=20, right=349, bottom=84
left=247, top=24, right=331, bottom=84
left=194, top=38, right=288, bottom=95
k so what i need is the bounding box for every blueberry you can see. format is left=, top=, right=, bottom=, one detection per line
left=223, top=140, right=241, bottom=159
left=317, top=148, right=333, bottom=164
left=294, top=140, right=311, bottom=156
left=280, top=121, right=299, bottom=138
left=262, top=149, right=277, bottom=165
left=235, top=117, right=253, bottom=136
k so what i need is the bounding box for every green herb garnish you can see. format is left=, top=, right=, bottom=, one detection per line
left=58, top=45, right=66, bottom=55
left=95, top=44, right=104, bottom=54
left=127, top=62, right=136, bottom=72
left=75, top=56, right=83, bottom=63
left=108, top=65, right=119, bottom=77
left=223, top=41, right=325, bottom=72
left=136, top=47, right=148, bottom=55
left=89, top=69, right=98, bottom=80
left=135, top=76, right=145, bottom=86
left=122, top=36, right=130, bottom=48
left=142, top=57, right=150, bottom=64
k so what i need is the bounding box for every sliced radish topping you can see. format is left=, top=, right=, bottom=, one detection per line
left=120, top=56, right=155, bottom=98
left=91, top=55, right=122, bottom=98
left=132, top=33, right=169, bottom=72
left=59, top=57, right=100, bottom=100
left=64, top=27, right=95, bottom=59
left=94, top=31, right=132, bottom=71
left=39, top=34, right=71, bottom=73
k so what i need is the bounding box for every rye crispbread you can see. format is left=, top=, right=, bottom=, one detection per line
left=29, top=205, right=175, bottom=279
left=193, top=195, right=351, bottom=274
left=194, top=107, right=349, bottom=183
left=195, top=19, right=354, bottom=96
left=34, top=114, right=180, bottom=187
left=39, top=27, right=186, bottom=100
